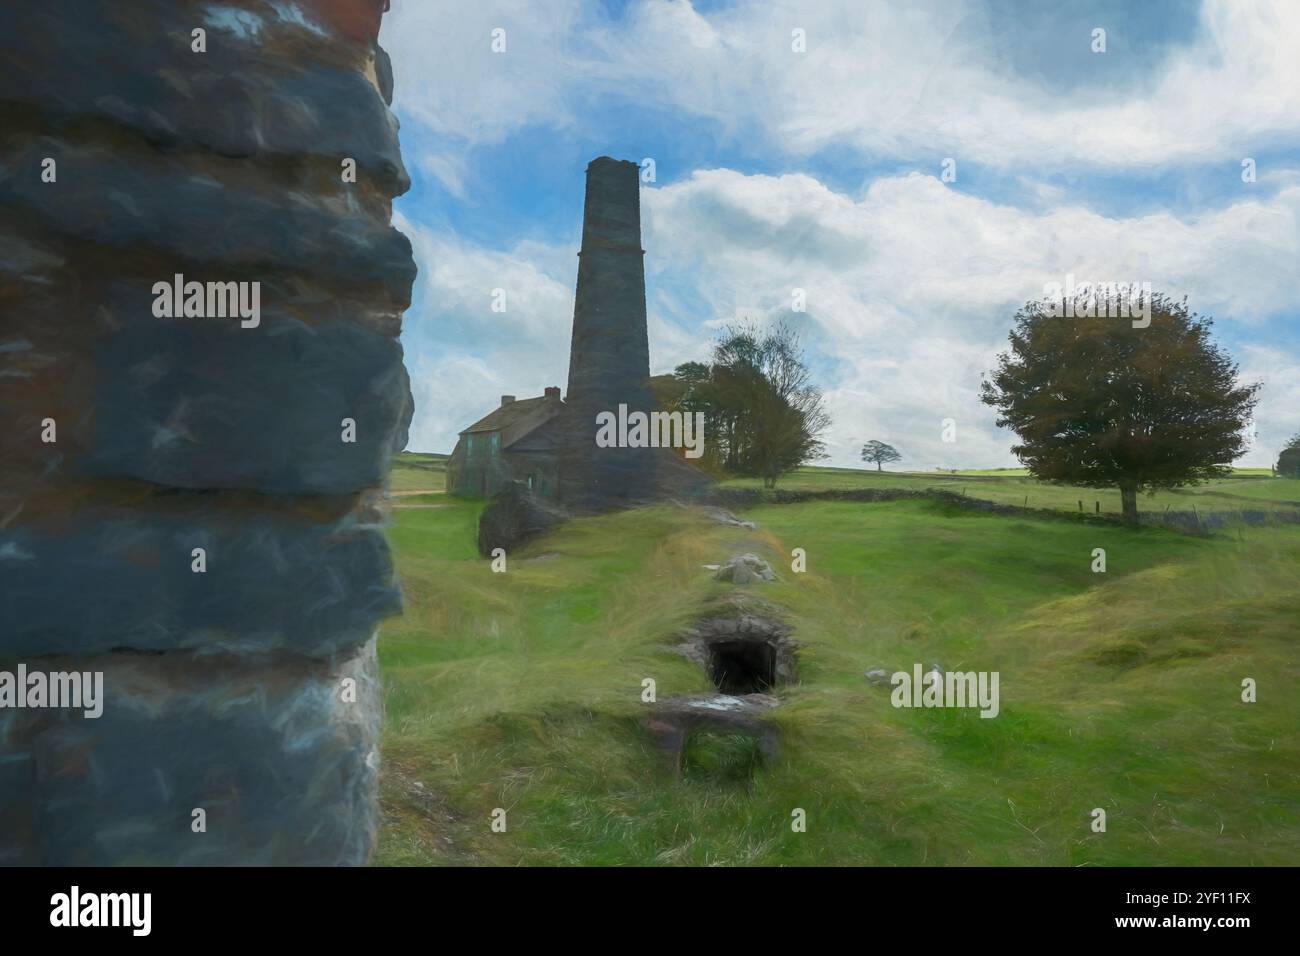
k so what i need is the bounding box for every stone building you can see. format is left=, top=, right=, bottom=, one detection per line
left=447, top=387, right=564, bottom=498
left=455, top=156, right=688, bottom=509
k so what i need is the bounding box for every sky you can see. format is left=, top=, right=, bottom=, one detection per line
left=378, top=0, right=1300, bottom=470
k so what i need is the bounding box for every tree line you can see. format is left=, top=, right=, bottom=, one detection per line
left=665, top=322, right=829, bottom=488
left=663, top=290, right=1287, bottom=517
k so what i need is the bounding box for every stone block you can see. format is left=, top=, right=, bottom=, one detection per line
left=0, top=506, right=400, bottom=660
left=0, top=0, right=407, bottom=194
left=0, top=638, right=381, bottom=865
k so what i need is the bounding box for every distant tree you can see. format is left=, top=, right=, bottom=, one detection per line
left=861, top=440, right=902, bottom=471
left=981, top=292, right=1260, bottom=523
left=669, top=361, right=712, bottom=406
left=672, top=322, right=829, bottom=487
left=1278, top=433, right=1300, bottom=478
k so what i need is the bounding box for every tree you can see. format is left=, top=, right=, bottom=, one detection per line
left=1278, top=433, right=1300, bottom=478
left=861, top=440, right=902, bottom=471
left=981, top=291, right=1260, bottom=523
left=671, top=322, right=829, bottom=487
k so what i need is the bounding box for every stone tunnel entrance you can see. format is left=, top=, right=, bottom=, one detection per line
left=707, top=638, right=777, bottom=694
left=673, top=602, right=798, bottom=696
left=648, top=600, right=797, bottom=778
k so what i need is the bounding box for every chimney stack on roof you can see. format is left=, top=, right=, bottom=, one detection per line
left=500, top=395, right=515, bottom=406
left=545, top=386, right=561, bottom=400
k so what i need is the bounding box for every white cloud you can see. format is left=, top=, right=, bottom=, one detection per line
left=1239, top=344, right=1300, bottom=466
left=382, top=1, right=1300, bottom=467
left=394, top=211, right=576, bottom=453
left=380, top=0, right=583, bottom=144
left=399, top=171, right=1300, bottom=467
left=639, top=168, right=1300, bottom=469
left=416, top=153, right=471, bottom=200
left=383, top=0, right=1300, bottom=170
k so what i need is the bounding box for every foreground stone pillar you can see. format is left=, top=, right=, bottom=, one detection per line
left=0, top=0, right=412, bottom=865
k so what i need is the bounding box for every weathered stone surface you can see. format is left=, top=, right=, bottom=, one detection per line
left=0, top=248, right=411, bottom=491
left=0, top=137, right=415, bottom=306
left=477, top=482, right=569, bottom=557
left=713, top=553, right=777, bottom=583
left=0, top=0, right=411, bottom=864
left=0, top=638, right=381, bottom=866
left=705, top=507, right=756, bottom=530
left=84, top=314, right=410, bottom=494
left=0, top=0, right=407, bottom=193
left=642, top=693, right=780, bottom=774
left=0, top=308, right=411, bottom=495
left=559, top=157, right=658, bottom=508
left=0, top=507, right=399, bottom=660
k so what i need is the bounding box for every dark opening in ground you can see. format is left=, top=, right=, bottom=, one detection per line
left=707, top=639, right=777, bottom=694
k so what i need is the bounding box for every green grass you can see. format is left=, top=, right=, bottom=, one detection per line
left=946, top=467, right=1273, bottom=478
left=389, top=451, right=449, bottom=493
left=719, top=466, right=1300, bottom=516
left=375, top=478, right=1300, bottom=866
left=682, top=731, right=768, bottom=783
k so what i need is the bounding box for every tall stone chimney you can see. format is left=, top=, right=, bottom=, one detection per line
left=559, top=157, right=655, bottom=508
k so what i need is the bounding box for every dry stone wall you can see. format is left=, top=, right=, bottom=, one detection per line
left=0, top=0, right=411, bottom=865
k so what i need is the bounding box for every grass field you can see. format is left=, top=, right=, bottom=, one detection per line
left=375, top=465, right=1300, bottom=866
left=719, top=466, right=1300, bottom=516
left=388, top=452, right=448, bottom=493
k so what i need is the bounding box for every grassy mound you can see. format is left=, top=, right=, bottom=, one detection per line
left=376, top=475, right=1300, bottom=866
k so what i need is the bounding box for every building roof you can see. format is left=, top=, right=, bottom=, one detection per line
left=459, top=394, right=564, bottom=450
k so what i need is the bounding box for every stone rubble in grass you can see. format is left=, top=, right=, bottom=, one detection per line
left=865, top=663, right=946, bottom=687
left=713, top=552, right=778, bottom=583
left=705, top=508, right=757, bottom=529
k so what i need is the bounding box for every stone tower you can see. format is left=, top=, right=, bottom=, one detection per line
left=559, top=156, right=656, bottom=508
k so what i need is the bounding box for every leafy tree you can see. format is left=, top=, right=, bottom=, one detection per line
left=861, top=440, right=902, bottom=471
left=981, top=291, right=1260, bottom=522
left=1278, top=433, right=1300, bottom=478
left=672, top=323, right=829, bottom=487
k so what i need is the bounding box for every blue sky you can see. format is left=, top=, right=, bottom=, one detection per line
left=379, top=0, right=1300, bottom=469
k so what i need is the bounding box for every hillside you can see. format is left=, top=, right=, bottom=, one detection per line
left=719, top=467, right=1300, bottom=517
left=375, top=467, right=1300, bottom=865
left=388, top=451, right=449, bottom=493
